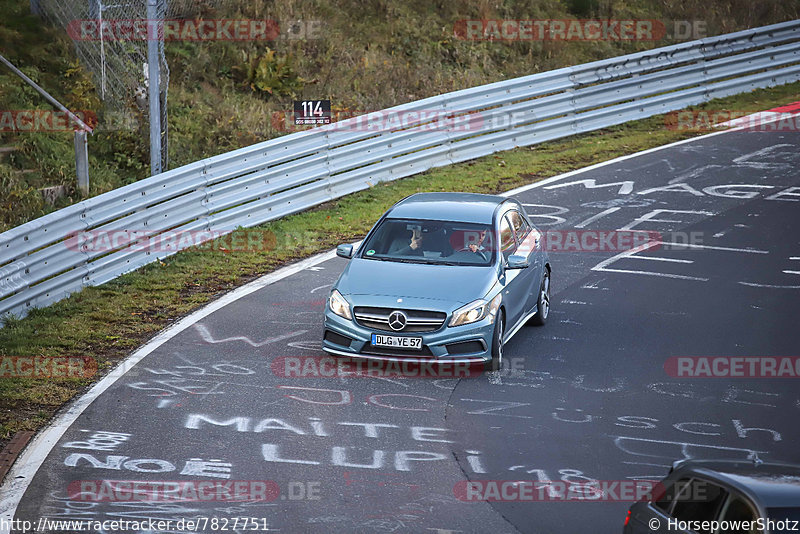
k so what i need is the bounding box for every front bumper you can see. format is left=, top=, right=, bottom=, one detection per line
left=322, top=306, right=495, bottom=364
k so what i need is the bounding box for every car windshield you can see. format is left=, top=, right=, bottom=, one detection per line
left=360, top=218, right=495, bottom=266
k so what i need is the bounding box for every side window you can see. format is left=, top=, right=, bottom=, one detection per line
left=671, top=478, right=728, bottom=533
left=507, top=210, right=531, bottom=240
left=499, top=215, right=517, bottom=260
left=654, top=478, right=691, bottom=514
left=719, top=494, right=760, bottom=533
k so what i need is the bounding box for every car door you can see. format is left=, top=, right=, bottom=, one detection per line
left=498, top=211, right=528, bottom=329
left=506, top=209, right=541, bottom=315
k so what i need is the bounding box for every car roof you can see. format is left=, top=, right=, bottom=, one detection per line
left=386, top=192, right=514, bottom=224
left=673, top=460, right=800, bottom=508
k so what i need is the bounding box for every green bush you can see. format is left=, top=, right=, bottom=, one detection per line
left=246, top=48, right=307, bottom=98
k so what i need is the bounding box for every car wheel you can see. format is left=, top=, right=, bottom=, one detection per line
left=529, top=271, right=550, bottom=326
left=487, top=309, right=504, bottom=372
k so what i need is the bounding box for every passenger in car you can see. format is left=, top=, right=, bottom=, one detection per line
left=393, top=227, right=425, bottom=256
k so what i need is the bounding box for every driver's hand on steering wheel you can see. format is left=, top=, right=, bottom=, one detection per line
left=468, top=243, right=479, bottom=252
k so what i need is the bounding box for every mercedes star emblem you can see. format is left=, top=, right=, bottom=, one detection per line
left=388, top=310, right=407, bottom=331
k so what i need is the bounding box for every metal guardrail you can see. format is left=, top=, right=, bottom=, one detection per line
left=2, top=20, right=800, bottom=321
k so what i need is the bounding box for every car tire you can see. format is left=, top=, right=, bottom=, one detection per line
left=529, top=270, right=550, bottom=326
left=486, top=309, right=504, bottom=372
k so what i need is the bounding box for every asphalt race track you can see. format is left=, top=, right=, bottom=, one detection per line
left=3, top=127, right=800, bottom=533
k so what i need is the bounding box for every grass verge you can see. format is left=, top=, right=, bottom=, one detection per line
left=0, top=80, right=799, bottom=454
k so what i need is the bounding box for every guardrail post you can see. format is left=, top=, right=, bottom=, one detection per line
left=74, top=130, right=89, bottom=195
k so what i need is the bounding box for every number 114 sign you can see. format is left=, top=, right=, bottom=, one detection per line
left=294, top=100, right=331, bottom=125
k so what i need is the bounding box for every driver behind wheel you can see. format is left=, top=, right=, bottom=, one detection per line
left=468, top=229, right=489, bottom=253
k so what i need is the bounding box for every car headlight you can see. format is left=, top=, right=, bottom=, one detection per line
left=449, top=293, right=502, bottom=327
left=328, top=289, right=352, bottom=320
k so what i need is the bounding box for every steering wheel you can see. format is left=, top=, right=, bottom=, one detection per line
left=456, top=246, right=488, bottom=262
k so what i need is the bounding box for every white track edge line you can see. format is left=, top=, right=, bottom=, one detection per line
left=0, top=249, right=335, bottom=524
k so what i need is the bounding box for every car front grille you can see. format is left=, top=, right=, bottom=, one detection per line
left=353, top=306, right=447, bottom=333
left=360, top=345, right=435, bottom=358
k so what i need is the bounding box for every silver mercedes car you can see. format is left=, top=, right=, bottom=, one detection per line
left=322, top=192, right=551, bottom=371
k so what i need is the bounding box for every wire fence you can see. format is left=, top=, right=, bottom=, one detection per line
left=29, top=0, right=193, bottom=169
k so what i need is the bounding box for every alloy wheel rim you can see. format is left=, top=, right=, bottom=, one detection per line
left=541, top=276, right=550, bottom=319
left=496, top=316, right=504, bottom=365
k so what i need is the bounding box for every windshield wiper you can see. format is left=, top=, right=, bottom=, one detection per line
left=392, top=257, right=431, bottom=264
left=363, top=256, right=428, bottom=264
left=400, top=258, right=468, bottom=266
left=364, top=256, right=468, bottom=266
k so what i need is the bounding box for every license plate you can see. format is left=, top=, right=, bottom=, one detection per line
left=371, top=334, right=422, bottom=350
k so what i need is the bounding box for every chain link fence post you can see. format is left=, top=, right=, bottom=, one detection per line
left=146, top=0, right=162, bottom=176
left=32, top=0, right=172, bottom=173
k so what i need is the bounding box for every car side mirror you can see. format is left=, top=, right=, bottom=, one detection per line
left=506, top=254, right=529, bottom=269
left=336, top=244, right=354, bottom=259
